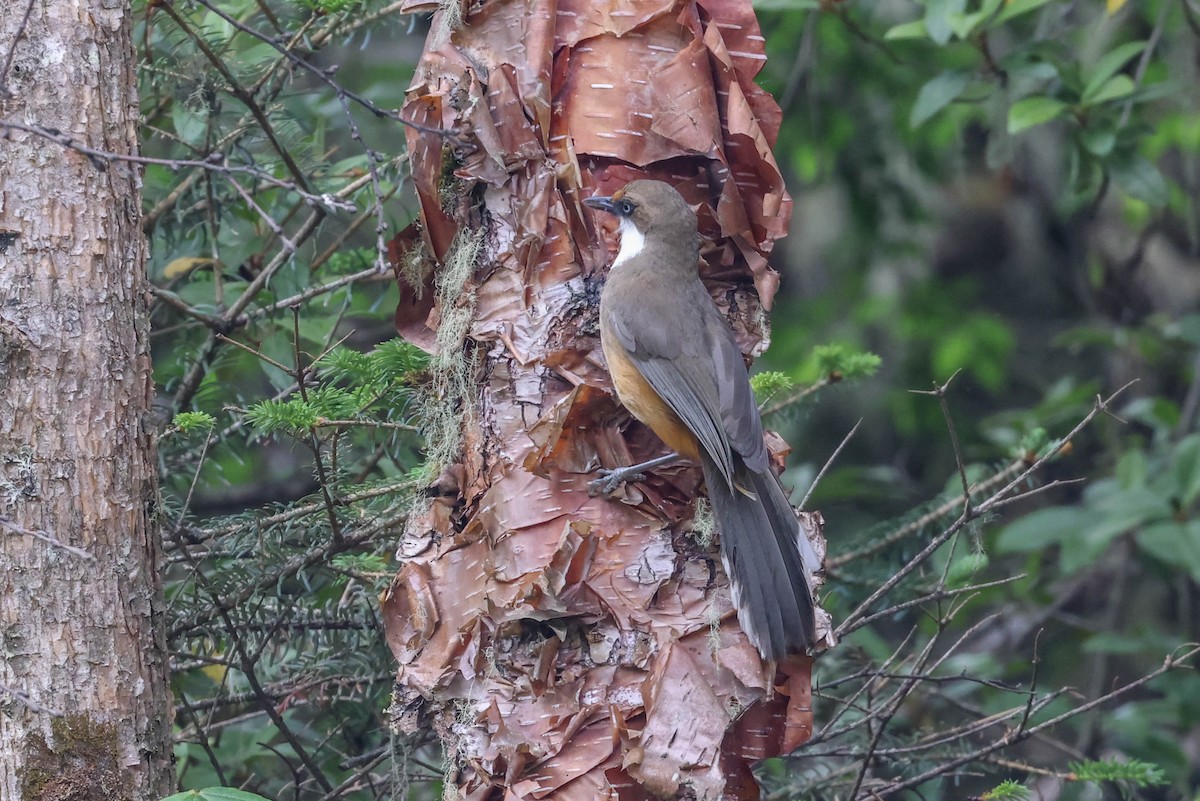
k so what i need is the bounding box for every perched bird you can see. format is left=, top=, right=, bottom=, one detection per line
left=583, top=179, right=819, bottom=660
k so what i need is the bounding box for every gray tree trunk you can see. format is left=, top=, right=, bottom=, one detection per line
left=0, top=1, right=174, bottom=799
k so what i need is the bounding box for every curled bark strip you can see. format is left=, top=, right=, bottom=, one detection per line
left=383, top=0, right=825, bottom=797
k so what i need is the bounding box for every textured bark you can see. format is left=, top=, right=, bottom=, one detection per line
left=0, top=2, right=174, bottom=800
left=383, top=0, right=830, bottom=798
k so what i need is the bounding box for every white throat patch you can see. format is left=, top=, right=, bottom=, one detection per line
left=612, top=217, right=645, bottom=269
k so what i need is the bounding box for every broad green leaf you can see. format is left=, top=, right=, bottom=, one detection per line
left=1089, top=484, right=1171, bottom=526
left=1176, top=314, right=1200, bottom=347
left=1124, top=80, right=1180, bottom=106
left=910, top=71, right=970, bottom=128
left=993, top=0, right=1054, bottom=25
left=1082, top=41, right=1145, bottom=101
left=171, top=105, right=209, bottom=148
left=945, top=551, right=989, bottom=586
left=884, top=19, right=929, bottom=40
left=1173, top=434, right=1200, bottom=507
left=1080, top=124, right=1116, bottom=157
left=1137, top=521, right=1200, bottom=584
left=1115, top=447, right=1147, bottom=489
left=926, top=0, right=967, bottom=45
left=1007, top=96, right=1067, bottom=133
left=998, top=491, right=1164, bottom=575
left=161, top=789, right=274, bottom=801
left=948, top=0, right=1006, bottom=37
left=1083, top=74, right=1134, bottom=106
left=1109, top=154, right=1169, bottom=206
left=996, top=507, right=1092, bottom=554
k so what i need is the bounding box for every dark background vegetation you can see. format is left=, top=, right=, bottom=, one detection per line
left=139, top=0, right=1200, bottom=797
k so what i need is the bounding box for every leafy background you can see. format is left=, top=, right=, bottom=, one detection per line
left=137, top=0, right=1200, bottom=797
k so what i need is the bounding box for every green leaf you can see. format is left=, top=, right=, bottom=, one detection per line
left=945, top=551, right=989, bottom=586
left=993, top=0, right=1054, bottom=25
left=911, top=71, right=970, bottom=127
left=925, top=0, right=967, bottom=44
left=1082, top=74, right=1134, bottom=106
left=883, top=19, right=928, bottom=40
left=954, top=0, right=1005, bottom=37
left=1114, top=447, right=1147, bottom=489
left=171, top=106, right=209, bottom=148
left=1080, top=124, right=1116, bottom=157
left=161, top=789, right=275, bottom=801
left=1007, top=96, right=1067, bottom=134
left=1136, top=522, right=1200, bottom=582
left=996, top=507, right=1092, bottom=554
left=1108, top=154, right=1169, bottom=206
left=1081, top=41, right=1145, bottom=102
left=998, top=490, right=1165, bottom=574
left=1173, top=434, right=1200, bottom=506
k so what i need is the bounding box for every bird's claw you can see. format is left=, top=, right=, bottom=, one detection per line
left=587, top=466, right=646, bottom=497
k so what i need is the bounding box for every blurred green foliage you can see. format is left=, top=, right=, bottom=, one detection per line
left=752, top=0, right=1200, bottom=795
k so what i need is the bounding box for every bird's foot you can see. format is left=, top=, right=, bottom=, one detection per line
left=587, top=453, right=682, bottom=497
left=587, top=465, right=647, bottom=497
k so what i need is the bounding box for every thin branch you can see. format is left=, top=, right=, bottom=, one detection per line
left=866, top=646, right=1200, bottom=798
left=836, top=383, right=1137, bottom=637
left=760, top=373, right=838, bottom=417
left=171, top=0, right=468, bottom=144
left=800, top=418, right=861, bottom=510
left=828, top=459, right=1024, bottom=569
left=0, top=515, right=96, bottom=562
left=911, top=370, right=970, bottom=515
left=0, top=119, right=354, bottom=213
left=168, top=502, right=408, bottom=638
left=839, top=574, right=1025, bottom=637
left=171, top=477, right=414, bottom=545
left=0, top=0, right=37, bottom=99
left=177, top=691, right=229, bottom=787
left=1118, top=0, right=1175, bottom=129
left=0, top=681, right=64, bottom=717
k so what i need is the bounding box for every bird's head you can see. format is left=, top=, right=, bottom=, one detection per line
left=584, top=180, right=698, bottom=267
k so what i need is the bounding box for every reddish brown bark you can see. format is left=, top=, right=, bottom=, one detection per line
left=383, top=0, right=828, bottom=797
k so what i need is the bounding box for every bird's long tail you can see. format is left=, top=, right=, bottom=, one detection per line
left=701, top=454, right=817, bottom=660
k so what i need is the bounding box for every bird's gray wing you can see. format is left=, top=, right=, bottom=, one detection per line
left=606, top=289, right=736, bottom=488
left=708, top=309, right=769, bottom=474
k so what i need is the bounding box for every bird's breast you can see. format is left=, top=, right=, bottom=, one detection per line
left=599, top=316, right=702, bottom=461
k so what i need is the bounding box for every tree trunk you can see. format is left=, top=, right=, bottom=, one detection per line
left=384, top=0, right=823, bottom=798
left=0, top=2, right=174, bottom=799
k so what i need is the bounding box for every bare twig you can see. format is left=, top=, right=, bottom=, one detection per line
left=0, top=0, right=37, bottom=99
left=867, top=646, right=1200, bottom=798
left=911, top=370, right=970, bottom=515
left=800, top=419, right=861, bottom=510
left=0, top=515, right=95, bottom=562
left=0, top=680, right=64, bottom=716
left=0, top=119, right=355, bottom=213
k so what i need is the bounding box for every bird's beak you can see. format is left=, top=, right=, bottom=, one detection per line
left=583, top=195, right=615, bottom=214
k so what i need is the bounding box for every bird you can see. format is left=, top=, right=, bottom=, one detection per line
left=582, top=179, right=819, bottom=660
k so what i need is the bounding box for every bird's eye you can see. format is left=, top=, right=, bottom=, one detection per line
left=618, top=199, right=636, bottom=215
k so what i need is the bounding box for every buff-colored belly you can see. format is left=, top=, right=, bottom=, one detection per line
left=601, top=327, right=701, bottom=461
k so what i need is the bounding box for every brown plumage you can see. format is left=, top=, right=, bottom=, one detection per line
left=584, top=180, right=818, bottom=660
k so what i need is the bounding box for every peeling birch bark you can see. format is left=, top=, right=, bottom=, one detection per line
left=383, top=0, right=828, bottom=797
